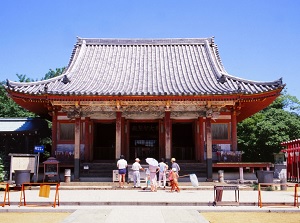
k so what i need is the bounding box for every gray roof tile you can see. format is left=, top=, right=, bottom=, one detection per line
left=6, top=37, right=284, bottom=96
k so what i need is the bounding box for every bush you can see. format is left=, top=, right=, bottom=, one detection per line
left=251, top=184, right=258, bottom=191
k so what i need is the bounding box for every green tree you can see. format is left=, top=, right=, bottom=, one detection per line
left=238, top=93, right=300, bottom=162
left=268, top=90, right=300, bottom=114
left=0, top=81, right=34, bottom=117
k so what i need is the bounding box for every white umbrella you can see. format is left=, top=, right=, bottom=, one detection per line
left=179, top=173, right=199, bottom=187
left=145, top=158, right=158, bottom=167
left=189, top=174, right=199, bottom=187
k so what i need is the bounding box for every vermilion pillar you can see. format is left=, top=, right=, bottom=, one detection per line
left=159, top=120, right=165, bottom=159
left=206, top=117, right=213, bottom=180
left=51, top=111, right=57, bottom=157
left=195, top=120, right=199, bottom=162
left=121, top=117, right=126, bottom=158
left=164, top=111, right=171, bottom=160
left=84, top=117, right=90, bottom=161
left=231, top=110, right=238, bottom=151
left=116, top=111, right=122, bottom=160
left=74, top=117, right=81, bottom=180
left=198, top=117, right=205, bottom=162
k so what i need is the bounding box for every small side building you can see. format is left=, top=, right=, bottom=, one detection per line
left=0, top=117, right=50, bottom=154
left=281, top=139, right=300, bottom=182
left=0, top=117, right=51, bottom=180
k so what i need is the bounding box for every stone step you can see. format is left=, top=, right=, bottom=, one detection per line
left=79, top=162, right=207, bottom=178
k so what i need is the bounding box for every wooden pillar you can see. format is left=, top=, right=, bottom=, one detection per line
left=74, top=117, right=81, bottom=180
left=195, top=120, right=199, bottom=162
left=51, top=111, right=57, bottom=157
left=164, top=111, right=171, bottom=160
left=84, top=117, right=90, bottom=162
left=121, top=117, right=126, bottom=158
left=159, top=120, right=165, bottom=159
left=116, top=111, right=122, bottom=160
left=231, top=110, right=238, bottom=151
left=199, top=117, right=205, bottom=163
left=206, top=117, right=213, bottom=181
left=125, top=120, right=130, bottom=160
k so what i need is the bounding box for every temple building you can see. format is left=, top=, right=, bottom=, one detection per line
left=281, top=139, right=300, bottom=182
left=5, top=37, right=284, bottom=180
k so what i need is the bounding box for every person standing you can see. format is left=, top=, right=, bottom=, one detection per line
left=149, top=164, right=159, bottom=192
left=131, top=158, right=144, bottom=188
left=171, top=158, right=180, bottom=173
left=168, top=168, right=174, bottom=191
left=158, top=158, right=168, bottom=188
left=170, top=167, right=180, bottom=192
left=117, top=155, right=127, bottom=188
left=142, top=168, right=150, bottom=190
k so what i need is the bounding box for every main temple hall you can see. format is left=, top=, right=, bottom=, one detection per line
left=5, top=37, right=284, bottom=180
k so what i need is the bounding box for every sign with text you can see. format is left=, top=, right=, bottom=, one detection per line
left=34, top=145, right=45, bottom=153
left=11, top=156, right=36, bottom=173
left=113, top=170, right=119, bottom=182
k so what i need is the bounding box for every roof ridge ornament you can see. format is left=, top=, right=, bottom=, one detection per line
left=218, top=75, right=226, bottom=84
left=62, top=75, right=71, bottom=84
left=277, top=78, right=283, bottom=86
left=6, top=79, right=14, bottom=89
left=44, top=84, right=48, bottom=93
left=236, top=83, right=242, bottom=93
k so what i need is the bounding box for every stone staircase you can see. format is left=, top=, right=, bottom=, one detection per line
left=78, top=161, right=207, bottom=181
left=80, top=162, right=116, bottom=178
left=178, top=163, right=207, bottom=178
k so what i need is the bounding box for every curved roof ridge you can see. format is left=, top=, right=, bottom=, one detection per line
left=222, top=72, right=283, bottom=86
left=77, top=37, right=213, bottom=45
left=6, top=74, right=64, bottom=87
left=212, top=43, right=227, bottom=73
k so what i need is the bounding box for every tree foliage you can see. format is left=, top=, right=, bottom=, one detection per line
left=0, top=81, right=34, bottom=117
left=238, top=92, right=300, bottom=162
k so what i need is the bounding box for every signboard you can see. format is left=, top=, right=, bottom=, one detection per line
left=9, top=153, right=39, bottom=183
left=11, top=156, right=36, bottom=173
left=34, top=145, right=45, bottom=153
left=113, top=170, right=119, bottom=182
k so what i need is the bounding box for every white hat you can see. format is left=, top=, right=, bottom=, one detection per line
left=171, top=158, right=176, bottom=162
left=172, top=168, right=177, bottom=172
left=135, top=158, right=140, bottom=162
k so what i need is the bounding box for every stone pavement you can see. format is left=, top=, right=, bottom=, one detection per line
left=0, top=182, right=299, bottom=223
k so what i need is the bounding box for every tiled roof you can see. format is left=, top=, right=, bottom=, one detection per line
left=6, top=37, right=284, bottom=97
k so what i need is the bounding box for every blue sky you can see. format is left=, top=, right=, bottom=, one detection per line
left=1, top=0, right=299, bottom=98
